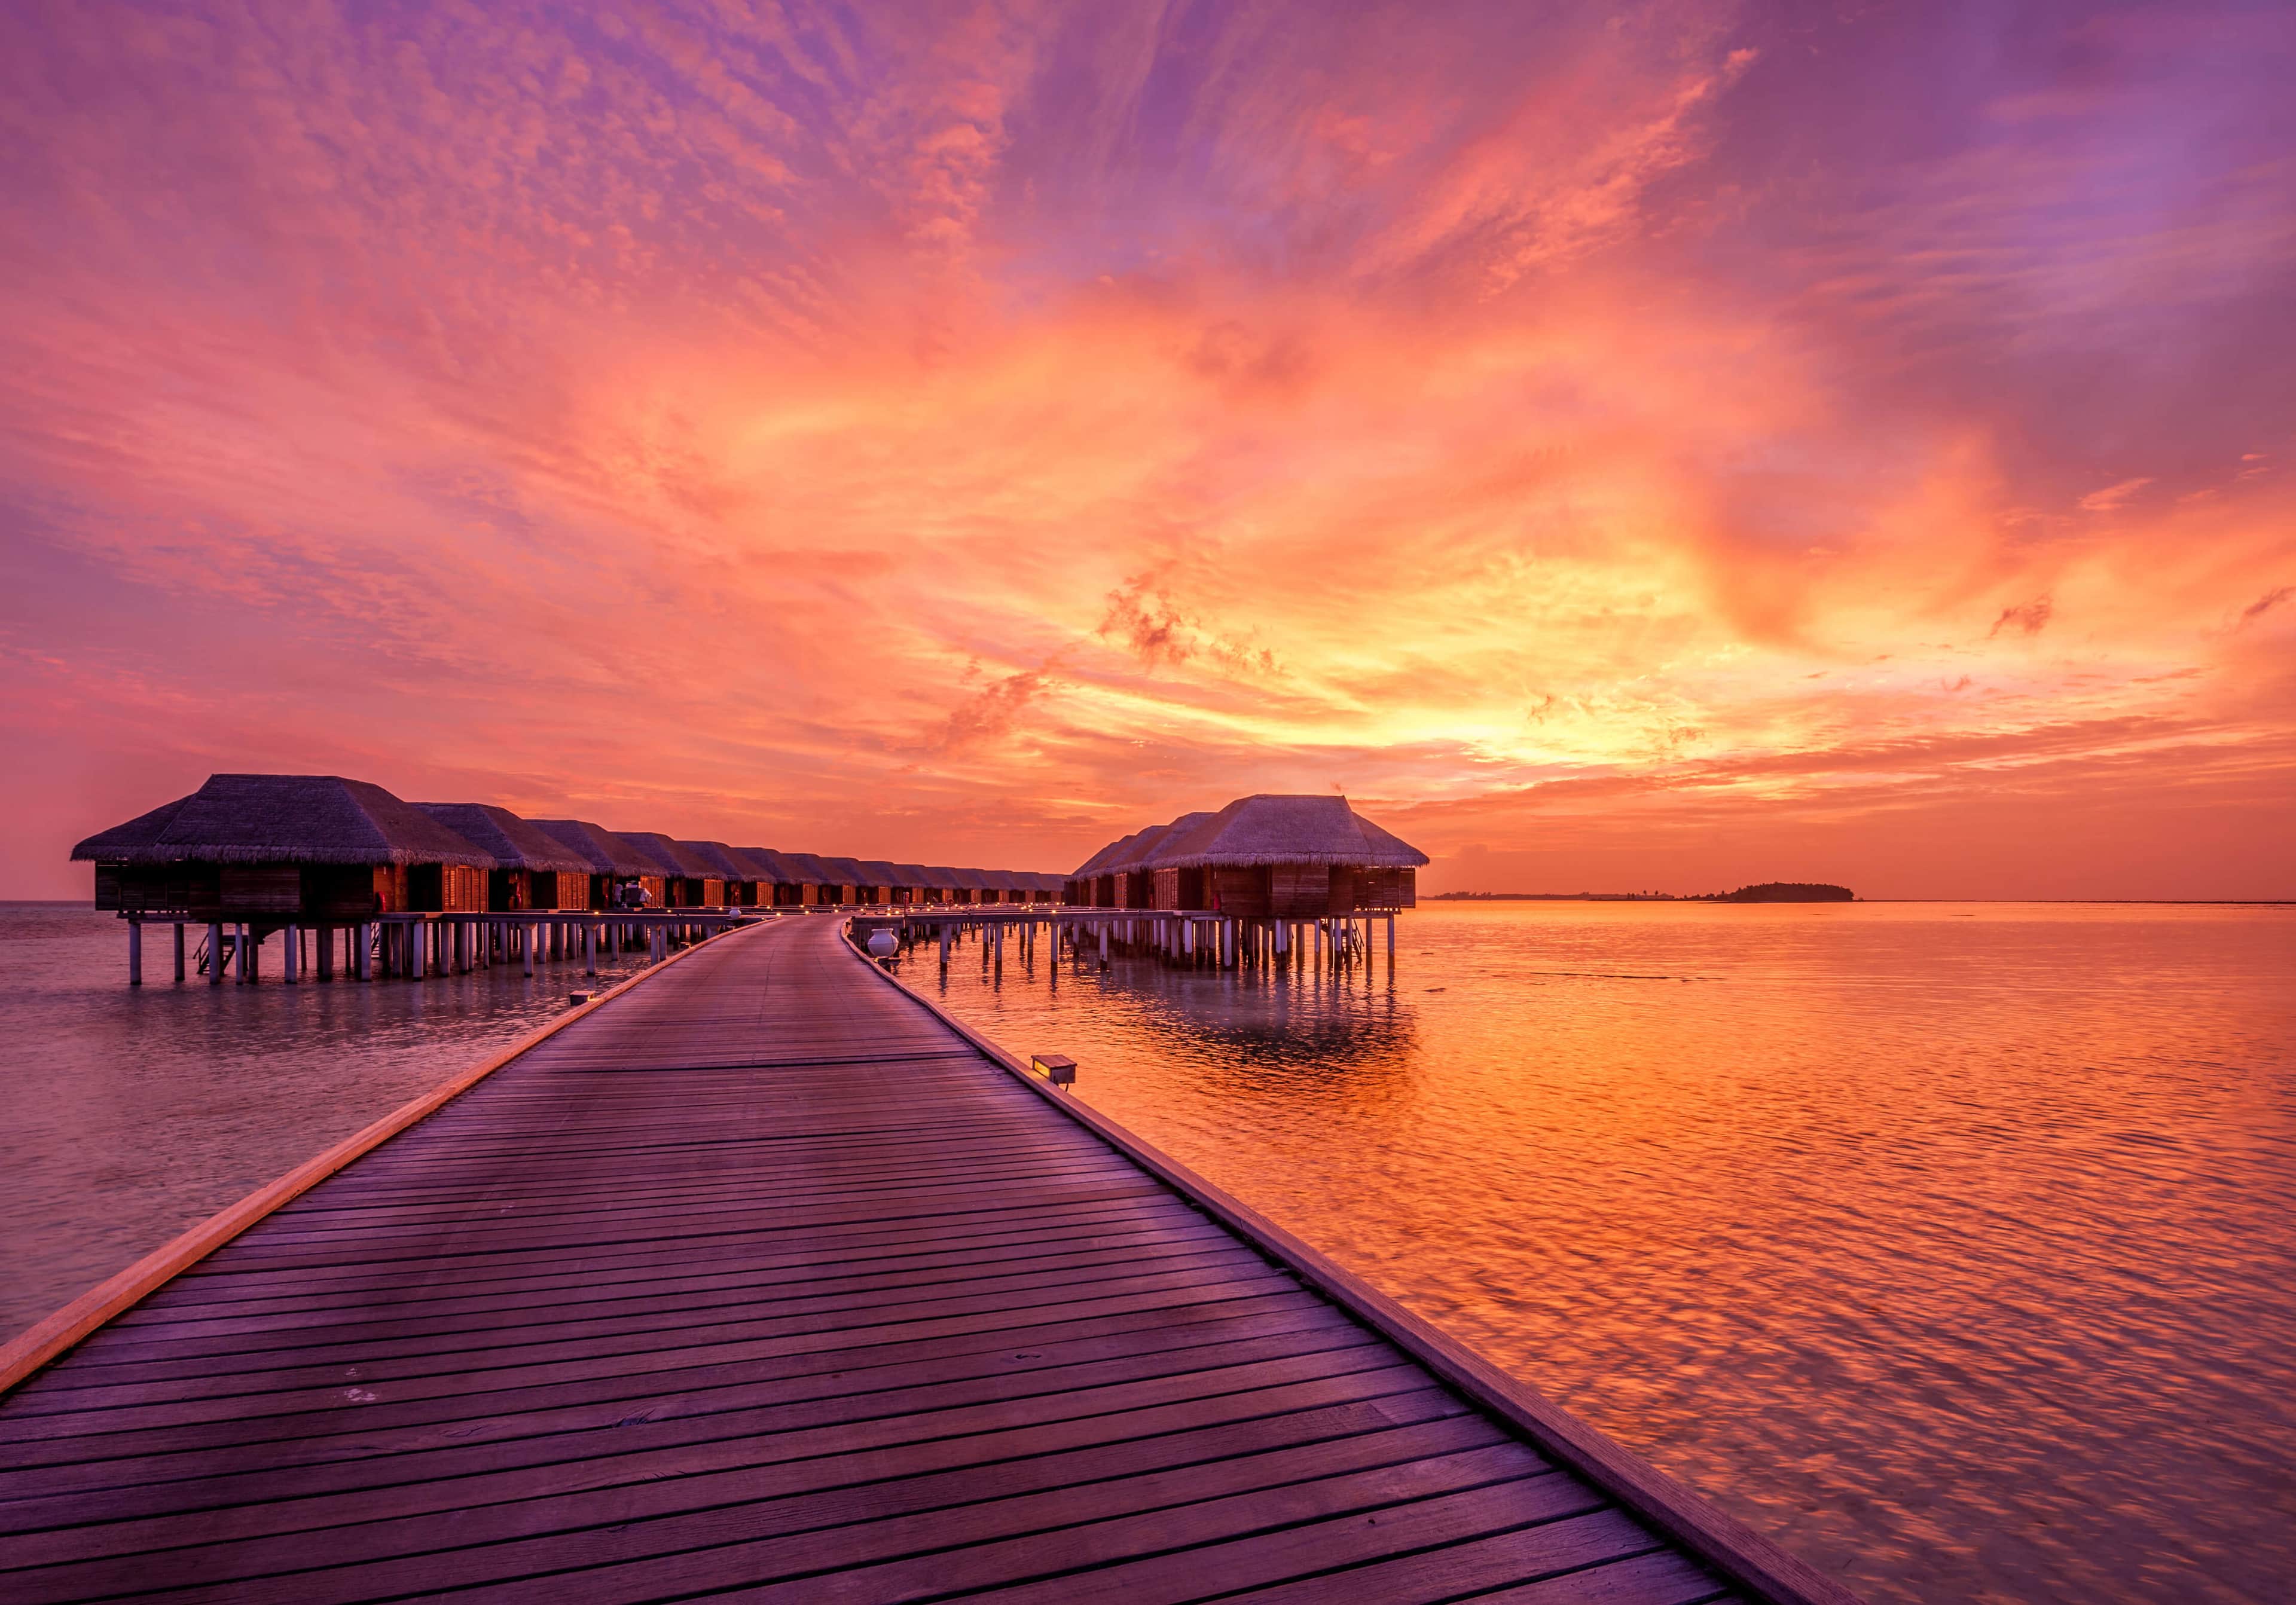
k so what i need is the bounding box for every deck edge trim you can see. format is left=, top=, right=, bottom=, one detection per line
left=841, top=918, right=1863, bottom=1605
left=0, top=920, right=762, bottom=1398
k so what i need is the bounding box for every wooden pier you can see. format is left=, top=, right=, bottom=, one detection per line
left=859, top=906, right=1401, bottom=976
left=126, top=908, right=759, bottom=986
left=0, top=918, right=1852, bottom=1603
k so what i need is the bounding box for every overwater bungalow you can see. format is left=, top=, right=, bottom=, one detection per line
left=75, top=775, right=495, bottom=977
left=768, top=852, right=836, bottom=906
left=914, top=866, right=955, bottom=904
left=414, top=803, right=592, bottom=912
left=527, top=819, right=664, bottom=909
left=679, top=840, right=758, bottom=907
left=819, top=856, right=871, bottom=906
left=856, top=860, right=906, bottom=906
left=731, top=848, right=802, bottom=907
left=1066, top=827, right=1160, bottom=908
left=610, top=832, right=719, bottom=908
left=1143, top=793, right=1428, bottom=916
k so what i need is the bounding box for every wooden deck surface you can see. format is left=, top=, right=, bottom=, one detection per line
left=0, top=916, right=1765, bottom=1603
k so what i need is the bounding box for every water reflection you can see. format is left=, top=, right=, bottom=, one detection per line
left=926, top=901, right=2296, bottom=1605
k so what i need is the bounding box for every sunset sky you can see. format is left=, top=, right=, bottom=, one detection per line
left=4, top=1, right=2292, bottom=899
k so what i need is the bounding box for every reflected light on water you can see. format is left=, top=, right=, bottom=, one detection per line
left=921, top=900, right=2296, bottom=1605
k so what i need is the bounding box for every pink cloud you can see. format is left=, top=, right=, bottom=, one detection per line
left=2, top=0, right=2294, bottom=900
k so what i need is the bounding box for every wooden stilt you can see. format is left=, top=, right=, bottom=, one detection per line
left=127, top=921, right=142, bottom=986
left=283, top=924, right=299, bottom=984
left=584, top=920, right=597, bottom=976
left=173, top=922, right=187, bottom=985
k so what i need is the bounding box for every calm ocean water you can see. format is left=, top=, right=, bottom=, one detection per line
left=916, top=900, right=2296, bottom=1605
left=3, top=898, right=2291, bottom=1603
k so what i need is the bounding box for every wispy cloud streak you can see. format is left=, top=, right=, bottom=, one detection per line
left=1, top=0, right=2292, bottom=898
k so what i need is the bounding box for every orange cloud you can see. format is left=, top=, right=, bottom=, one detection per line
left=2, top=0, right=2293, bottom=900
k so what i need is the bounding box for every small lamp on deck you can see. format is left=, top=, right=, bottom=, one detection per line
left=1031, top=1052, right=1077, bottom=1090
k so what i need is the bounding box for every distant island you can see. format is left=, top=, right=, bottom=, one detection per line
left=1432, top=883, right=1856, bottom=903
left=1707, top=882, right=1855, bottom=902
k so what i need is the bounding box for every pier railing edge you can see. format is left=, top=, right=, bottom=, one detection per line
left=839, top=921, right=1863, bottom=1605
left=0, top=919, right=764, bottom=1399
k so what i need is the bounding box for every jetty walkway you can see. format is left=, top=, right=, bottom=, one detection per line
left=0, top=917, right=1846, bottom=1603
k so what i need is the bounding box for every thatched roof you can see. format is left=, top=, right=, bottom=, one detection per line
left=415, top=804, right=591, bottom=873
left=1146, top=794, right=1430, bottom=869
left=527, top=819, right=659, bottom=876
left=1068, top=830, right=1147, bottom=880
left=856, top=860, right=903, bottom=886
left=891, top=863, right=934, bottom=888
left=817, top=855, right=869, bottom=886
left=72, top=793, right=194, bottom=861
left=732, top=848, right=801, bottom=885
left=609, top=831, right=709, bottom=879
left=678, top=840, right=758, bottom=882
left=72, top=774, right=493, bottom=868
left=772, top=851, right=833, bottom=884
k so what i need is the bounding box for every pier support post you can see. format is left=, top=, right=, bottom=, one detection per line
left=284, top=925, right=298, bottom=984
left=353, top=924, right=369, bottom=982
left=236, top=924, right=251, bottom=985
left=524, top=922, right=536, bottom=976
left=939, top=925, right=951, bottom=970
left=127, top=921, right=142, bottom=986
left=209, top=921, right=224, bottom=985
left=584, top=921, right=597, bottom=976
left=317, top=926, right=332, bottom=981
left=1388, top=915, right=1396, bottom=967
left=174, top=922, right=187, bottom=985
left=1099, top=923, right=1110, bottom=971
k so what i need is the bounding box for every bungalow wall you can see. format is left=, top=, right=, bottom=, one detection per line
left=1150, top=867, right=1210, bottom=911
left=530, top=870, right=585, bottom=910
left=96, top=863, right=222, bottom=916
left=1324, top=866, right=1418, bottom=912
left=407, top=863, right=486, bottom=913
left=1209, top=866, right=1270, bottom=919
left=771, top=882, right=804, bottom=907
